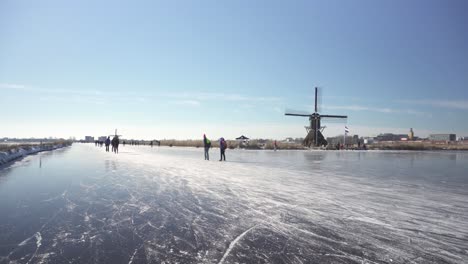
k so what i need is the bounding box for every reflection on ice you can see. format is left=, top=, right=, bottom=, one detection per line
left=0, top=145, right=467, bottom=263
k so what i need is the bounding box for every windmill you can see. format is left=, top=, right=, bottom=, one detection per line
left=109, top=129, right=122, bottom=138
left=285, top=87, right=347, bottom=147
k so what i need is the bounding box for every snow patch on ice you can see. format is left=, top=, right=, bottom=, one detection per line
left=35, top=232, right=42, bottom=248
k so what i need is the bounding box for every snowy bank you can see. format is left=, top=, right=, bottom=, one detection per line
left=0, top=143, right=72, bottom=166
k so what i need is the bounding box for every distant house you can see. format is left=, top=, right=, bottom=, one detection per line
left=429, top=134, right=456, bottom=141
left=84, top=136, right=94, bottom=142
left=375, top=133, right=408, bottom=142
left=460, top=137, right=468, bottom=144
left=236, top=135, right=250, bottom=148
left=235, top=135, right=249, bottom=142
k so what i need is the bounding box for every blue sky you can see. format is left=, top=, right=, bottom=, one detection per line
left=1, top=0, right=467, bottom=140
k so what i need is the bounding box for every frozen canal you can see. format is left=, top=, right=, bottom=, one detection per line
left=0, top=144, right=467, bottom=264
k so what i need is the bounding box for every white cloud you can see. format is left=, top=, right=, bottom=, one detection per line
left=0, top=83, right=28, bottom=90
left=38, top=95, right=107, bottom=105
left=2, top=83, right=280, bottom=105
left=400, top=99, right=468, bottom=110
left=163, top=92, right=281, bottom=103
left=169, top=100, right=201, bottom=106
left=273, top=107, right=283, bottom=113
left=0, top=82, right=103, bottom=96
left=323, top=105, right=429, bottom=116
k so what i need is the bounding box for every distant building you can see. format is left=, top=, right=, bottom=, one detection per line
left=374, top=133, right=408, bottom=142
left=408, top=128, right=414, bottom=140
left=236, top=135, right=250, bottom=148
left=98, top=136, right=107, bottom=142
left=429, top=134, right=456, bottom=141
left=363, top=137, right=374, bottom=144
left=326, top=135, right=359, bottom=146
left=84, top=136, right=94, bottom=142
left=235, top=135, right=249, bottom=142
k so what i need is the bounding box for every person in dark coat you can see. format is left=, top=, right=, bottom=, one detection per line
left=111, top=136, right=119, bottom=154
left=219, top=137, right=226, bottom=161
left=105, top=137, right=111, bottom=152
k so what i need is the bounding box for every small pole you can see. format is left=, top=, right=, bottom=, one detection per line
left=343, top=128, right=346, bottom=149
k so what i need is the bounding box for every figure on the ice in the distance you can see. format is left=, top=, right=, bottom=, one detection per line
left=105, top=136, right=111, bottom=152
left=203, top=134, right=211, bottom=160
left=219, top=137, right=227, bottom=161
left=111, top=136, right=119, bottom=154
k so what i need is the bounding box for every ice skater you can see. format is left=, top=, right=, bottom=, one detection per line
left=203, top=134, right=211, bottom=160
left=105, top=136, right=111, bottom=152
left=111, top=136, right=119, bottom=154
left=219, top=137, right=226, bottom=161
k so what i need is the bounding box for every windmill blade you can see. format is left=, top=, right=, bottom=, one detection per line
left=285, top=108, right=312, bottom=117
left=314, top=87, right=318, bottom=112
left=285, top=113, right=312, bottom=117
left=320, top=115, right=348, bottom=119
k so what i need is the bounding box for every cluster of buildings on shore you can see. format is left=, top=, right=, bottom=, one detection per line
left=325, top=128, right=466, bottom=146
left=281, top=128, right=466, bottom=146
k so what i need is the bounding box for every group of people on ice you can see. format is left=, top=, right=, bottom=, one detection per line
left=104, top=136, right=119, bottom=154
left=203, top=134, right=227, bottom=161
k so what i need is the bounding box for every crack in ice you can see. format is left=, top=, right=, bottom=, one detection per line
left=25, top=232, right=42, bottom=264
left=218, top=225, right=257, bottom=264
left=128, top=247, right=138, bottom=264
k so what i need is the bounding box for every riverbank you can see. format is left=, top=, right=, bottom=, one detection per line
left=0, top=141, right=73, bottom=166
left=367, top=141, right=468, bottom=151
left=156, top=139, right=305, bottom=150
left=92, top=138, right=468, bottom=151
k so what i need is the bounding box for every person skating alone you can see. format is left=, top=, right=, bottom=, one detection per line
left=203, top=134, right=211, bottom=160
left=219, top=137, right=227, bottom=161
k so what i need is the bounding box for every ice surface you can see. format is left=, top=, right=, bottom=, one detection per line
left=0, top=145, right=467, bottom=263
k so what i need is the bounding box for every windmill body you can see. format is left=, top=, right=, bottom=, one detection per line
left=285, top=87, right=348, bottom=147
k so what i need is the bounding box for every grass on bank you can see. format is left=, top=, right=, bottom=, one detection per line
left=158, top=139, right=305, bottom=150
left=368, top=141, right=468, bottom=151
left=0, top=140, right=73, bottom=152
left=120, top=139, right=305, bottom=150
